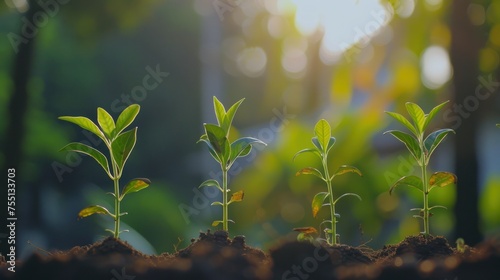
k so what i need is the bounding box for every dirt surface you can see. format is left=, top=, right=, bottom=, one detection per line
left=1, top=232, right=499, bottom=280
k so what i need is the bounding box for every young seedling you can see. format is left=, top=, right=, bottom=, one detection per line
left=294, top=119, right=362, bottom=246
left=198, top=96, right=266, bottom=232
left=59, top=104, right=150, bottom=238
left=384, top=101, right=456, bottom=237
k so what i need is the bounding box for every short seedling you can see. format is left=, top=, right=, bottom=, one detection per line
left=59, top=104, right=150, bottom=238
left=294, top=119, right=362, bottom=245
left=198, top=96, right=266, bottom=232
left=384, top=101, right=456, bottom=237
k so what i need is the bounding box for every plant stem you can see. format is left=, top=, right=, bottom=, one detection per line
left=322, top=156, right=336, bottom=245
left=222, top=166, right=228, bottom=232
left=113, top=176, right=120, bottom=238
left=421, top=162, right=429, bottom=237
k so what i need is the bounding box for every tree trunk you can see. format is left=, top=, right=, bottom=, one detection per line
left=1, top=1, right=40, bottom=255
left=449, top=0, right=484, bottom=245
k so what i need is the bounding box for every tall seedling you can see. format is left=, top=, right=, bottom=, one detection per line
left=384, top=101, right=456, bottom=237
left=294, top=119, right=362, bottom=245
left=59, top=104, right=150, bottom=238
left=198, top=96, right=266, bottom=232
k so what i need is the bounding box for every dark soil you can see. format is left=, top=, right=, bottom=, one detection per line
left=1, top=232, right=499, bottom=280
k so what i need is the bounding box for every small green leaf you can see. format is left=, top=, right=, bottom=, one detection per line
left=111, top=128, right=137, bottom=175
left=60, top=142, right=111, bottom=177
left=405, top=102, right=426, bottom=134
left=332, top=165, right=362, bottom=178
left=332, top=193, right=361, bottom=206
left=296, top=167, right=324, bottom=179
left=293, top=148, right=321, bottom=161
left=429, top=205, right=447, bottom=211
left=115, top=104, right=140, bottom=136
left=204, top=124, right=229, bottom=160
left=497, top=124, right=500, bottom=127
left=326, top=137, right=336, bottom=153
left=311, top=137, right=322, bottom=152
left=385, top=111, right=418, bottom=137
left=211, top=202, right=223, bottom=206
left=212, top=220, right=223, bottom=227
left=424, top=129, right=454, bottom=160
left=222, top=98, right=245, bottom=134
left=199, top=179, right=223, bottom=192
left=385, top=130, right=422, bottom=163
left=229, top=137, right=266, bottom=163
left=429, top=172, right=457, bottom=190
left=422, top=101, right=449, bottom=132
left=97, top=108, right=116, bottom=139
left=229, top=190, right=244, bottom=204
left=389, top=175, right=423, bottom=195
left=312, top=192, right=329, bottom=218
left=314, top=119, right=331, bottom=153
left=78, top=205, right=113, bottom=219
left=59, top=116, right=106, bottom=142
left=198, top=136, right=222, bottom=163
left=213, top=96, right=227, bottom=128
left=120, top=178, right=151, bottom=200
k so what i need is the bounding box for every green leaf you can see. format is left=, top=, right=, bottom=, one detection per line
left=385, top=111, right=418, bottom=137
left=332, top=193, right=361, bottom=206
left=296, top=167, right=324, bottom=180
left=212, top=220, right=223, bottom=227
left=293, top=148, right=321, bottom=161
left=213, top=96, right=227, bottom=127
left=312, top=192, right=329, bottom=217
left=204, top=124, right=229, bottom=161
left=97, top=107, right=116, bottom=139
left=211, top=202, right=223, bottom=206
left=314, top=119, right=331, bottom=152
left=228, top=190, right=244, bottom=204
left=115, top=104, right=140, bottom=137
left=199, top=179, right=223, bottom=192
left=326, top=137, right=336, bottom=153
left=424, top=129, right=454, bottom=159
left=389, top=175, right=423, bottom=195
left=120, top=178, right=150, bottom=200
left=78, top=205, right=113, bottom=219
left=497, top=124, right=500, bottom=127
left=111, top=128, right=137, bottom=175
left=405, top=102, right=426, bottom=134
left=229, top=137, right=266, bottom=163
left=59, top=116, right=106, bottom=142
left=332, top=165, right=362, bottom=178
left=429, top=172, right=457, bottom=190
left=198, top=136, right=222, bottom=163
left=429, top=205, right=447, bottom=211
left=60, top=142, right=111, bottom=177
left=385, top=130, right=422, bottom=163
left=422, top=101, right=449, bottom=132
left=222, top=98, right=245, bottom=134
left=311, top=137, right=322, bottom=152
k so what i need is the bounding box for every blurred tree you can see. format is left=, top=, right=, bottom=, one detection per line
left=450, top=0, right=485, bottom=245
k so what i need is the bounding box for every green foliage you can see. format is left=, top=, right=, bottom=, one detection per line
left=294, top=119, right=362, bottom=245
left=59, top=104, right=150, bottom=238
left=385, top=101, right=456, bottom=236
left=198, top=96, right=266, bottom=232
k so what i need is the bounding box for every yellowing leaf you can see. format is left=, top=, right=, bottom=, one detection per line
left=293, top=227, right=318, bottom=234
left=229, top=190, right=244, bottom=203
left=312, top=192, right=329, bottom=218
left=78, top=205, right=112, bottom=219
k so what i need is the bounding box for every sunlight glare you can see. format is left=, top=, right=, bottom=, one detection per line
left=421, top=46, right=452, bottom=89
left=291, top=0, right=393, bottom=61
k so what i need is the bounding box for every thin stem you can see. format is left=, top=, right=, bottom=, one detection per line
left=421, top=161, right=429, bottom=236
left=222, top=166, right=228, bottom=232
left=113, top=175, right=120, bottom=238
left=322, top=155, right=336, bottom=245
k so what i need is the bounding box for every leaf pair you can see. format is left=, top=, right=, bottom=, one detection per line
left=389, top=172, right=457, bottom=195
left=59, top=105, right=140, bottom=179
left=199, top=97, right=266, bottom=168
left=77, top=178, right=151, bottom=220
left=385, top=101, right=454, bottom=165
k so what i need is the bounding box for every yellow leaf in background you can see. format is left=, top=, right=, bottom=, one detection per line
left=393, top=61, right=419, bottom=95
left=430, top=23, right=451, bottom=48
left=331, top=64, right=352, bottom=105
left=479, top=47, right=499, bottom=73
